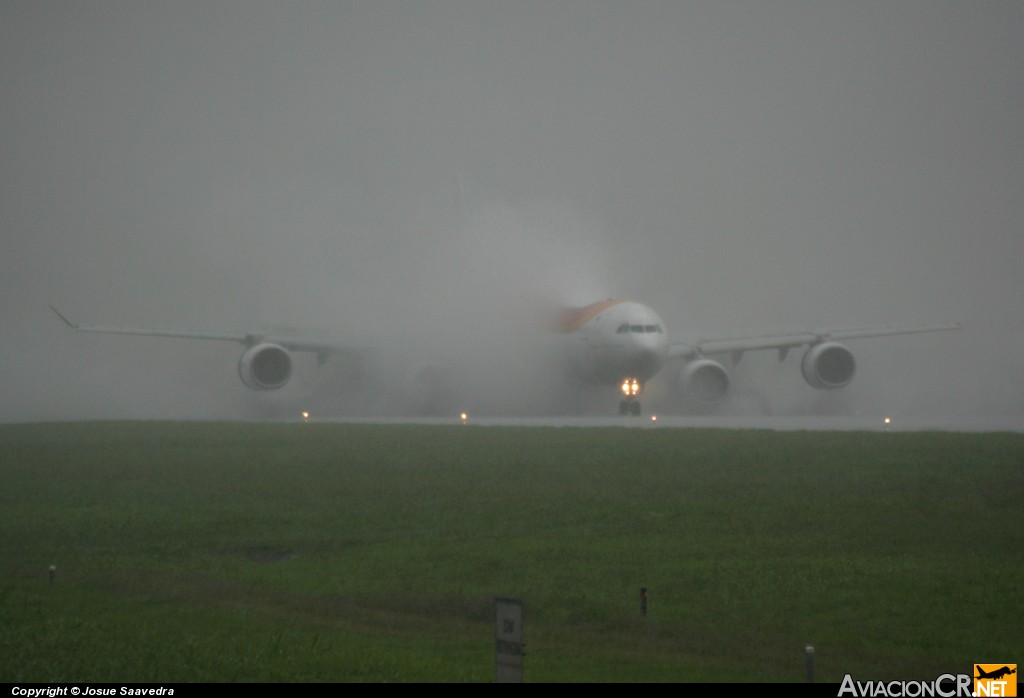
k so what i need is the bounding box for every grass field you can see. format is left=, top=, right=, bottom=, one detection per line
left=1, top=422, right=1021, bottom=682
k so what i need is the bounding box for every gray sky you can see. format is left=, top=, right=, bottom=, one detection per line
left=2, top=1, right=1021, bottom=420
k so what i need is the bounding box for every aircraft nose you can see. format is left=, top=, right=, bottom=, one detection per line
left=628, top=336, right=666, bottom=378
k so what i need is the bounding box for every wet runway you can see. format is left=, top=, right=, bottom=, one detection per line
left=312, top=414, right=1024, bottom=432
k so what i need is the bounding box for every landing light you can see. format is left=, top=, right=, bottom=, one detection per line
left=883, top=417, right=891, bottom=431
left=620, top=378, right=641, bottom=397
left=650, top=415, right=657, bottom=423
left=460, top=412, right=469, bottom=425
left=301, top=411, right=310, bottom=423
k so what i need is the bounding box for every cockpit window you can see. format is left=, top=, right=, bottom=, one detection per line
left=621, top=323, right=664, bottom=334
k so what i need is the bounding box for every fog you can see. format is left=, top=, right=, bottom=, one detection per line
left=2, top=2, right=1021, bottom=423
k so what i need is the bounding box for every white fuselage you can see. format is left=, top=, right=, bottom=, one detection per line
left=562, top=300, right=670, bottom=387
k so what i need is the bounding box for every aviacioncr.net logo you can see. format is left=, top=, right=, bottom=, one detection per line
left=838, top=674, right=972, bottom=697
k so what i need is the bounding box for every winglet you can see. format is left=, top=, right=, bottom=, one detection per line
left=49, top=305, right=79, bottom=330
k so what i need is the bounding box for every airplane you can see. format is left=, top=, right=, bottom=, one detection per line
left=51, top=300, right=960, bottom=417
left=975, top=666, right=1016, bottom=681
left=556, top=299, right=959, bottom=415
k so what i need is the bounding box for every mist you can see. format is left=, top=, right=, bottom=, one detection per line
left=2, top=2, right=1021, bottom=423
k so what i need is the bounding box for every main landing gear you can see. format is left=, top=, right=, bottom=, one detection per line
left=619, top=378, right=643, bottom=417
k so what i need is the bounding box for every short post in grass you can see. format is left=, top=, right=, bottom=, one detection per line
left=640, top=587, right=648, bottom=616
left=495, top=597, right=524, bottom=683
left=805, top=645, right=814, bottom=683
left=48, top=565, right=56, bottom=584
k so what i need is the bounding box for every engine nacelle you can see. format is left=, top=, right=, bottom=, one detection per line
left=801, top=342, right=855, bottom=390
left=239, top=343, right=292, bottom=390
left=677, top=359, right=730, bottom=404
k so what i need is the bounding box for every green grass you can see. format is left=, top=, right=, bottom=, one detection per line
left=1, top=422, right=1021, bottom=682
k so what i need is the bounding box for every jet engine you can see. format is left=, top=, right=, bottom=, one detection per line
left=801, top=342, right=855, bottom=390
left=238, top=343, right=292, bottom=390
left=677, top=359, right=730, bottom=404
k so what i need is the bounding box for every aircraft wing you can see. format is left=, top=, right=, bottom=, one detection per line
left=49, top=305, right=352, bottom=355
left=668, top=322, right=961, bottom=361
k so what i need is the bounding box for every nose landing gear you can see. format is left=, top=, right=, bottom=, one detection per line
left=619, top=378, right=643, bottom=417
left=619, top=399, right=642, bottom=416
